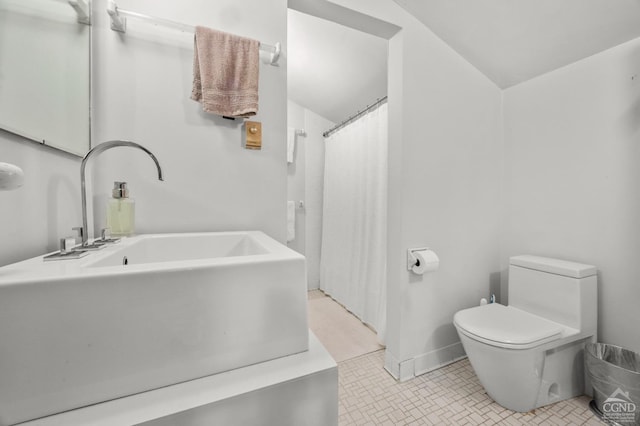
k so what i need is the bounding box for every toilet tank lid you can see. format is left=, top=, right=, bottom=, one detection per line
left=510, top=255, right=597, bottom=278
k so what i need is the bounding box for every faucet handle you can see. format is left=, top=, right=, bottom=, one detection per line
left=72, top=226, right=84, bottom=244
left=99, top=227, right=121, bottom=244
left=59, top=236, right=77, bottom=254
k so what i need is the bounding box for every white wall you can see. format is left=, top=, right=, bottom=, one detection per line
left=391, top=13, right=503, bottom=379
left=304, top=108, right=332, bottom=289
left=90, top=0, right=287, bottom=241
left=503, top=37, right=640, bottom=353
left=0, top=132, right=82, bottom=267
left=326, top=0, right=504, bottom=380
left=287, top=100, right=333, bottom=290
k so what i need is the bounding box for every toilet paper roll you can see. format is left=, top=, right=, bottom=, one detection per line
left=411, top=249, right=439, bottom=275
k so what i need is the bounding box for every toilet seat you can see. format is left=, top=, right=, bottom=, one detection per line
left=454, top=304, right=563, bottom=350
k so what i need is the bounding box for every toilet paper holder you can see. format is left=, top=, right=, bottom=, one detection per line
left=407, top=247, right=422, bottom=271
left=407, top=247, right=428, bottom=270
left=407, top=247, right=440, bottom=274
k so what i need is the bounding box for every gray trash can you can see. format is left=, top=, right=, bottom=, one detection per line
left=585, top=343, right=640, bottom=425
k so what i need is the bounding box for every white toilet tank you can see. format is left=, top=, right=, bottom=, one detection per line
left=509, top=255, right=597, bottom=335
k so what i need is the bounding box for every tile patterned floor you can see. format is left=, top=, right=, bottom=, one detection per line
left=308, top=290, right=605, bottom=425
left=338, top=350, right=605, bottom=425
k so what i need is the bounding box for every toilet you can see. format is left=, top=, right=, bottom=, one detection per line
left=454, top=255, right=597, bottom=412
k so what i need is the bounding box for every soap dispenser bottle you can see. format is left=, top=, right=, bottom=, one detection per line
left=107, top=181, right=135, bottom=237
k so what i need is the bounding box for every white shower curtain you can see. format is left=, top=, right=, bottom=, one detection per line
left=320, top=102, right=388, bottom=342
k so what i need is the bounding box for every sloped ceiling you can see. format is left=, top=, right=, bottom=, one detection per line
left=287, top=9, right=388, bottom=124
left=394, top=0, right=640, bottom=88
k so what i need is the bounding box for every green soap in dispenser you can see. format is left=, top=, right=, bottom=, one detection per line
left=107, top=181, right=135, bottom=236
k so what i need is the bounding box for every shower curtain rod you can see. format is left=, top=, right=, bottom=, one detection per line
left=322, top=96, right=388, bottom=138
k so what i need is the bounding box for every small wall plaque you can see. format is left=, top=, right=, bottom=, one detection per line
left=245, top=121, right=262, bottom=150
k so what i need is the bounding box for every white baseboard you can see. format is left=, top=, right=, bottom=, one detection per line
left=414, top=342, right=467, bottom=377
left=384, top=342, right=467, bottom=382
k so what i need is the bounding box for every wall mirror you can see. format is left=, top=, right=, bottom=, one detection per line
left=0, top=0, right=91, bottom=157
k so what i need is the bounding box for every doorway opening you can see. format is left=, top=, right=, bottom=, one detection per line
left=286, top=1, right=398, bottom=362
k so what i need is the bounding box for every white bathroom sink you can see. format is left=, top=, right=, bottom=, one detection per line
left=0, top=231, right=308, bottom=426
left=86, top=232, right=270, bottom=267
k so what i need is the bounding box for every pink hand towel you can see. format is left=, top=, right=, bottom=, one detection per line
left=191, top=26, right=260, bottom=117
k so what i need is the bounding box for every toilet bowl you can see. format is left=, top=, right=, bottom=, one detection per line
left=454, top=255, right=597, bottom=412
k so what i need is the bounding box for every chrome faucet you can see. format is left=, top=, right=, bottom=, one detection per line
left=79, top=140, right=164, bottom=247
